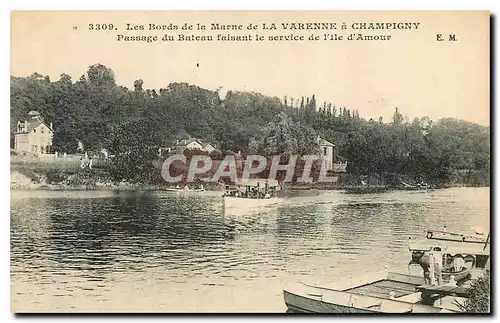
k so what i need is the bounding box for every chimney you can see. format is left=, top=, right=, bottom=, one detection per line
left=50, top=122, right=53, bottom=130
left=176, top=139, right=179, bottom=145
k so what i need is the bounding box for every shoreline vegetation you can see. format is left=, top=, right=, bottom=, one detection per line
left=10, top=165, right=489, bottom=192
left=11, top=64, right=490, bottom=192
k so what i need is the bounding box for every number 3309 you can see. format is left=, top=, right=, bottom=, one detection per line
left=88, top=24, right=115, bottom=31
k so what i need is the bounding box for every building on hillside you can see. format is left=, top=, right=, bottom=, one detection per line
left=14, top=111, right=54, bottom=154
left=160, top=138, right=217, bottom=155
left=317, top=136, right=347, bottom=172
left=201, top=142, right=217, bottom=153
left=317, top=136, right=335, bottom=171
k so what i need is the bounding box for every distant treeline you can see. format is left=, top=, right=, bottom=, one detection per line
left=11, top=64, right=490, bottom=186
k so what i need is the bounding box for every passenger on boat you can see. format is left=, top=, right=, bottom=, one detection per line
left=452, top=255, right=465, bottom=272
left=448, top=275, right=458, bottom=286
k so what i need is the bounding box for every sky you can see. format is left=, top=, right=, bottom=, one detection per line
left=11, top=10, right=490, bottom=126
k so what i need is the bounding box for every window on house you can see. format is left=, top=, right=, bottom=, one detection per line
left=41, top=127, right=44, bottom=133
left=324, top=147, right=327, bottom=156
left=33, top=129, right=36, bottom=133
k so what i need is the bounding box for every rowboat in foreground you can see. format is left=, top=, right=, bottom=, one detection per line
left=283, top=271, right=465, bottom=313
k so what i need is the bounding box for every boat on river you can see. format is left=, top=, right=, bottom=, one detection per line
left=284, top=228, right=490, bottom=313
left=423, top=229, right=488, bottom=244
left=408, top=229, right=490, bottom=271
left=222, top=179, right=283, bottom=215
left=409, top=250, right=474, bottom=283
left=283, top=271, right=463, bottom=313
left=344, top=186, right=390, bottom=194
left=396, top=181, right=432, bottom=191
left=223, top=195, right=282, bottom=209
left=166, top=185, right=206, bottom=193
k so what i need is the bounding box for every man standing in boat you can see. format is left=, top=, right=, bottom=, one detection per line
left=419, top=246, right=444, bottom=285
left=431, top=247, right=444, bottom=285
left=428, top=247, right=444, bottom=285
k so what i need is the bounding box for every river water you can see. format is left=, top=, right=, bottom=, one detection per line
left=10, top=187, right=489, bottom=312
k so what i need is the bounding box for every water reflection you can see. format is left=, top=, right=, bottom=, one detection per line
left=11, top=188, right=489, bottom=312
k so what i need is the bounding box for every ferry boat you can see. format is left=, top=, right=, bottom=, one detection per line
left=222, top=179, right=283, bottom=215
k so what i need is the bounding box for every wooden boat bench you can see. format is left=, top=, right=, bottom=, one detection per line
left=415, top=285, right=470, bottom=305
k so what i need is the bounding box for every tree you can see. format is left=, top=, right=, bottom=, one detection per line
left=10, top=64, right=490, bottom=187
left=87, top=64, right=115, bottom=86
left=108, top=118, right=162, bottom=183
left=52, top=104, right=77, bottom=154
left=392, top=107, right=404, bottom=126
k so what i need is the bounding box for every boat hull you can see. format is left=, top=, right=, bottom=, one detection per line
left=283, top=272, right=460, bottom=313
left=222, top=196, right=283, bottom=215
left=284, top=290, right=373, bottom=313
left=425, top=230, right=487, bottom=244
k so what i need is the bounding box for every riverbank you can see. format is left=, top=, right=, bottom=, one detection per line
left=11, top=164, right=489, bottom=192
left=10, top=170, right=221, bottom=192
left=10, top=166, right=225, bottom=192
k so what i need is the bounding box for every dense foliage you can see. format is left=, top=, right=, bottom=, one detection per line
left=11, top=64, right=490, bottom=185
left=455, top=270, right=490, bottom=313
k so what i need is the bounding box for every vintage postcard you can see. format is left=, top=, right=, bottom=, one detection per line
left=10, top=10, right=490, bottom=313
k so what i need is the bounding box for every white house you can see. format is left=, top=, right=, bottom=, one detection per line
left=162, top=138, right=217, bottom=155
left=202, top=142, right=217, bottom=153
left=317, top=136, right=347, bottom=172
left=317, top=136, right=335, bottom=171
left=14, top=111, right=53, bottom=154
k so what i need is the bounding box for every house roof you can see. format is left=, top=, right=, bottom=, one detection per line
left=169, top=138, right=214, bottom=149
left=319, top=138, right=335, bottom=147
left=179, top=139, right=201, bottom=146
left=16, top=120, right=53, bottom=134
